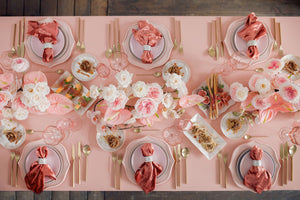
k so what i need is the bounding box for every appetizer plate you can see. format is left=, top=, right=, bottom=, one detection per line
left=51, top=71, right=96, bottom=116
left=0, top=121, right=26, bottom=149
left=96, top=126, right=125, bottom=152
left=25, top=19, right=75, bottom=68
left=18, top=140, right=70, bottom=189
left=193, top=76, right=235, bottom=119
left=280, top=54, right=300, bottom=82
left=220, top=111, right=249, bottom=139
left=162, top=59, right=191, bottom=83
left=71, top=53, right=98, bottom=82
left=122, top=21, right=173, bottom=70
left=122, top=136, right=174, bottom=185
left=183, top=113, right=226, bottom=160
left=224, top=17, right=274, bottom=66
left=229, top=140, right=280, bottom=192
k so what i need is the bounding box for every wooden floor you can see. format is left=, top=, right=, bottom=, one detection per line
left=0, top=0, right=300, bottom=199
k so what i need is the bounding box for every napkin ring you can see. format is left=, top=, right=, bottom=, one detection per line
left=144, top=156, right=153, bottom=162
left=38, top=158, right=47, bottom=164
left=247, top=40, right=258, bottom=47
left=143, top=45, right=151, bottom=51
left=252, top=160, right=261, bottom=166
left=43, top=42, right=53, bottom=49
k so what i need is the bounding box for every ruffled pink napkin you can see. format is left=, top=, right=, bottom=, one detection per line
left=243, top=145, right=272, bottom=194
left=25, top=146, right=56, bottom=194
left=238, top=13, right=267, bottom=59
left=27, top=19, right=59, bottom=63
left=135, top=143, right=163, bottom=193
left=132, top=21, right=163, bottom=64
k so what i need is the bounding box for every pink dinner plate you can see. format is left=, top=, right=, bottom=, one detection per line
left=130, top=143, right=168, bottom=175
left=30, top=28, right=65, bottom=58
left=24, top=146, right=62, bottom=183
left=129, top=34, right=165, bottom=61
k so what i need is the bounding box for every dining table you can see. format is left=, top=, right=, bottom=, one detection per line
left=0, top=16, right=299, bottom=192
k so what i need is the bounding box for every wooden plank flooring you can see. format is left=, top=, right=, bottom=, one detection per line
left=0, top=0, right=300, bottom=199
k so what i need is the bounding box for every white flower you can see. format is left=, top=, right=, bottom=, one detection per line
left=35, top=82, right=50, bottom=95
left=1, top=119, right=18, bottom=129
left=230, top=82, right=249, bottom=102
left=255, top=78, right=271, bottom=95
left=146, top=83, right=164, bottom=103
left=162, top=93, right=174, bottom=108
left=13, top=108, right=29, bottom=120
left=108, top=90, right=128, bottom=110
left=89, top=85, right=99, bottom=99
left=23, top=83, right=36, bottom=97
left=2, top=108, right=14, bottom=119
left=103, top=84, right=118, bottom=102
left=115, top=70, right=133, bottom=88
left=165, top=73, right=184, bottom=90
left=20, top=95, right=34, bottom=107
left=132, top=81, right=148, bottom=97
left=37, top=97, right=50, bottom=112
left=177, top=84, right=188, bottom=98
left=31, top=93, right=44, bottom=105
left=11, top=58, right=30, bottom=73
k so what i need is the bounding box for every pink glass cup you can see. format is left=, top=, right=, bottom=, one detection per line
left=96, top=63, right=110, bottom=78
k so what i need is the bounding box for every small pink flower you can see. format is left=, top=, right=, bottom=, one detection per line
left=279, top=82, right=300, bottom=103
left=198, top=90, right=207, bottom=97
left=108, top=91, right=128, bottom=110
left=265, top=59, right=283, bottom=74
left=251, top=95, right=271, bottom=110
left=135, top=98, right=158, bottom=118
left=146, top=83, right=163, bottom=103
left=248, top=74, right=264, bottom=91
left=179, top=95, right=204, bottom=108
left=0, top=91, right=12, bottom=110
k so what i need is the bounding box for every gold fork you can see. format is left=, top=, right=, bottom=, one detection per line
left=173, top=17, right=177, bottom=49
left=76, top=18, right=81, bottom=49
left=8, top=24, right=17, bottom=57
left=217, top=151, right=222, bottom=185
left=278, top=22, right=284, bottom=57
left=72, top=144, right=75, bottom=187
left=80, top=19, right=85, bottom=52
left=10, top=152, right=15, bottom=186
left=15, top=152, right=20, bottom=187
left=78, top=142, right=81, bottom=185
left=117, top=154, right=123, bottom=190
left=112, top=152, right=117, bottom=188
left=272, top=18, right=277, bottom=51
left=178, top=20, right=183, bottom=53
left=173, top=146, right=178, bottom=189
left=223, top=153, right=228, bottom=188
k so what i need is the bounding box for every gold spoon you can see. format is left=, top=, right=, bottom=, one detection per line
left=80, top=19, right=86, bottom=52
left=82, top=144, right=91, bottom=181
left=208, top=22, right=216, bottom=57
left=133, top=128, right=160, bottom=133
left=76, top=18, right=81, bottom=49
left=45, top=69, right=65, bottom=74
left=135, top=72, right=162, bottom=78
left=8, top=24, right=17, bottom=57
left=236, top=68, right=264, bottom=73
left=243, top=135, right=268, bottom=140
left=181, top=147, right=190, bottom=184
left=105, top=23, right=113, bottom=58
left=288, top=144, right=297, bottom=181
left=272, top=18, right=278, bottom=51
left=173, top=17, right=177, bottom=49
left=26, top=129, right=44, bottom=134
left=278, top=22, right=284, bottom=57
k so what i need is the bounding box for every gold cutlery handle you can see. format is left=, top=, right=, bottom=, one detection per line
left=15, top=165, right=19, bottom=187
left=273, top=18, right=277, bottom=41
left=11, top=159, right=14, bottom=186
left=114, top=160, right=117, bottom=189
left=285, top=158, right=288, bottom=184
left=219, top=159, right=222, bottom=185
left=13, top=24, right=16, bottom=47
left=118, top=163, right=122, bottom=189
left=278, top=23, right=282, bottom=45
left=85, top=156, right=88, bottom=181
left=178, top=21, right=181, bottom=44
left=174, top=161, right=177, bottom=189
left=173, top=17, right=176, bottom=43
left=78, top=158, right=81, bottom=184
left=78, top=18, right=81, bottom=42
left=178, top=161, right=181, bottom=187
left=185, top=159, right=187, bottom=184
left=82, top=19, right=85, bottom=43
left=108, top=23, right=111, bottom=49
left=224, top=165, right=227, bottom=188
left=18, top=20, right=21, bottom=45
left=73, top=160, right=75, bottom=187
left=210, top=22, right=214, bottom=46
left=281, top=159, right=284, bottom=186
left=291, top=156, right=293, bottom=181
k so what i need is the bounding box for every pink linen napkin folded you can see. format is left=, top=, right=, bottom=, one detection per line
left=27, top=19, right=59, bottom=63
left=135, top=143, right=163, bottom=193
left=132, top=21, right=163, bottom=64
left=243, top=145, right=272, bottom=194
left=25, top=146, right=56, bottom=194
left=237, top=12, right=267, bottom=59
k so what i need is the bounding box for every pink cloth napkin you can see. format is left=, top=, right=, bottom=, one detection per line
left=132, top=21, right=163, bottom=64
left=25, top=146, right=56, bottom=194
left=243, top=145, right=272, bottom=194
left=135, top=143, right=163, bottom=193
left=238, top=13, right=267, bottom=59
left=27, top=20, right=59, bottom=63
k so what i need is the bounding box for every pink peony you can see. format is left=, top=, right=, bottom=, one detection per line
left=279, top=82, right=300, bottom=103
left=230, top=82, right=249, bottom=102
left=264, top=58, right=283, bottom=74
left=146, top=83, right=164, bottom=103
left=251, top=95, right=271, bottom=110
left=108, top=91, right=128, bottom=111
left=179, top=95, right=204, bottom=108
left=135, top=98, right=158, bottom=118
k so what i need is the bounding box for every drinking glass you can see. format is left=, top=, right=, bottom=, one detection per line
left=108, top=51, right=128, bottom=71
left=279, top=121, right=300, bottom=145
left=163, top=119, right=192, bottom=146
left=96, top=63, right=110, bottom=78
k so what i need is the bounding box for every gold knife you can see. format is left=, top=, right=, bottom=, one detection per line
left=72, top=144, right=75, bottom=187
left=219, top=17, right=224, bottom=57
left=177, top=144, right=181, bottom=187
left=280, top=143, right=284, bottom=186
left=284, top=142, right=288, bottom=184
left=20, top=18, right=25, bottom=58
left=78, top=141, right=81, bottom=185
left=173, top=146, right=177, bottom=189
left=116, top=18, right=121, bottom=52
left=214, top=20, right=219, bottom=61
left=17, top=20, right=21, bottom=57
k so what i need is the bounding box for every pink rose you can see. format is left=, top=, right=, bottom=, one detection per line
left=146, top=83, right=163, bottom=103
left=248, top=74, right=264, bottom=91
left=135, top=98, right=158, bottom=118
left=197, top=90, right=207, bottom=97
left=179, top=95, right=204, bottom=108
left=108, top=91, right=128, bottom=111
left=251, top=95, right=271, bottom=110
left=279, top=82, right=300, bottom=103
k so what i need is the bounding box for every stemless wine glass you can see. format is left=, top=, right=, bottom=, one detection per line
left=163, top=119, right=192, bottom=146
left=96, top=63, right=110, bottom=78
left=279, top=121, right=300, bottom=145
left=43, top=125, right=65, bottom=146
left=108, top=51, right=129, bottom=71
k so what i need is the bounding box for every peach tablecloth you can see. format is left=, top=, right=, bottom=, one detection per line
left=0, top=16, right=300, bottom=191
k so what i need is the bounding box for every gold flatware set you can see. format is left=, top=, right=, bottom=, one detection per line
left=173, top=145, right=190, bottom=188
left=217, top=151, right=228, bottom=188
left=280, top=142, right=297, bottom=186
left=9, top=18, right=25, bottom=58
left=112, top=152, right=123, bottom=189
left=106, top=18, right=121, bottom=58
left=208, top=17, right=224, bottom=60
left=10, top=151, right=20, bottom=187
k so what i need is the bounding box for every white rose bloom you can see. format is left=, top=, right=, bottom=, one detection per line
left=115, top=70, right=133, bottom=88
left=132, top=81, right=148, bottom=97
left=31, top=93, right=44, bottom=105
left=235, top=86, right=249, bottom=102
left=165, top=73, right=185, bottom=90
left=89, top=85, right=99, bottom=99
left=102, top=84, right=118, bottom=102
left=1, top=119, right=18, bottom=129
left=162, top=93, right=174, bottom=108
left=37, top=97, right=51, bottom=112
left=21, top=95, right=34, bottom=107
left=35, top=82, right=50, bottom=95
left=177, top=83, right=188, bottom=97
left=255, top=78, right=271, bottom=95
left=2, top=108, right=14, bottom=119
left=23, top=83, right=36, bottom=97
left=13, top=108, right=29, bottom=120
